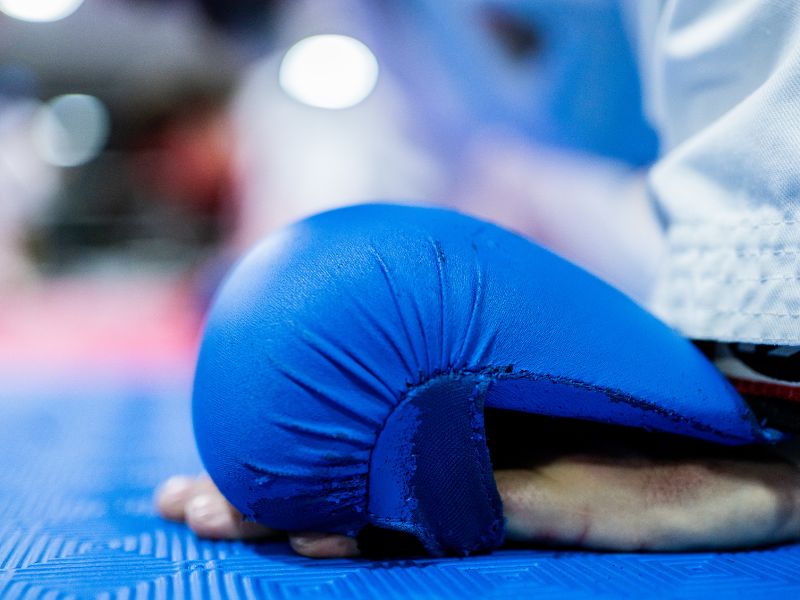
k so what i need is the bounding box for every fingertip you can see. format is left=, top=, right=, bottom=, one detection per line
left=289, top=532, right=360, bottom=558
left=185, top=493, right=239, bottom=539
left=155, top=475, right=195, bottom=521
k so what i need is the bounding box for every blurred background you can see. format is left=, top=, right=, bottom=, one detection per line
left=0, top=0, right=665, bottom=390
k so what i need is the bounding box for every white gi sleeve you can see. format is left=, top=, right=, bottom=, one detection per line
left=628, top=0, right=800, bottom=344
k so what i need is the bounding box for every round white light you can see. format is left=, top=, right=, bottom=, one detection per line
left=32, top=94, right=110, bottom=167
left=0, top=0, right=85, bottom=23
left=279, top=34, right=379, bottom=110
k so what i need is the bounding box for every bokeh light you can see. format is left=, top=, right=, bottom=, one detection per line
left=32, top=94, right=110, bottom=167
left=0, top=0, right=85, bottom=22
left=278, top=34, right=379, bottom=110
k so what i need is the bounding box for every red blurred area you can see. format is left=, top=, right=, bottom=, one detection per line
left=0, top=277, right=202, bottom=387
left=131, top=96, right=236, bottom=219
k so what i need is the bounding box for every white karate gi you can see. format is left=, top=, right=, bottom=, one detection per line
left=628, top=0, right=800, bottom=344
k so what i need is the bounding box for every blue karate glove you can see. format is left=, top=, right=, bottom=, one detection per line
left=193, top=204, right=772, bottom=556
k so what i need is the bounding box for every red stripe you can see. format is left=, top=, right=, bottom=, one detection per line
left=728, top=377, right=800, bottom=402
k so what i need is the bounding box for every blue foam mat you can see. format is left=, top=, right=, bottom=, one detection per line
left=2, top=382, right=800, bottom=599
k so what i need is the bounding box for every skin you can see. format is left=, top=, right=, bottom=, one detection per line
left=155, top=417, right=800, bottom=558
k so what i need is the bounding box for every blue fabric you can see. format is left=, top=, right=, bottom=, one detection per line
left=393, top=0, right=658, bottom=165
left=193, top=204, right=772, bottom=557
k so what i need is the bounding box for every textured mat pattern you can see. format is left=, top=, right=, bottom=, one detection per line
left=2, top=382, right=800, bottom=599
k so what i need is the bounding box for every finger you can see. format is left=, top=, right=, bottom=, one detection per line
left=155, top=475, right=216, bottom=521
left=155, top=475, right=206, bottom=521
left=289, top=532, right=360, bottom=558
left=156, top=473, right=275, bottom=540
left=185, top=490, right=275, bottom=540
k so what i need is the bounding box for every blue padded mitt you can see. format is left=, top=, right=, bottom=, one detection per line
left=193, top=204, right=772, bottom=557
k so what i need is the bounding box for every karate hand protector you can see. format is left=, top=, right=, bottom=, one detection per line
left=193, top=204, right=774, bottom=557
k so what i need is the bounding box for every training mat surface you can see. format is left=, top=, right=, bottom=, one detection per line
left=3, top=382, right=800, bottom=599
